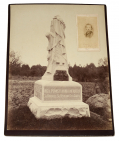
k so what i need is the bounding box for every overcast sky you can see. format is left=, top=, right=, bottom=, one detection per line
left=10, top=5, right=108, bottom=67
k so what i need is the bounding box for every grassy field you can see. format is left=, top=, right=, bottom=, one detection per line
left=7, top=80, right=112, bottom=130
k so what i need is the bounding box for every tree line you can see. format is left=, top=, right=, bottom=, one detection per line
left=69, top=63, right=109, bottom=82
left=9, top=51, right=109, bottom=82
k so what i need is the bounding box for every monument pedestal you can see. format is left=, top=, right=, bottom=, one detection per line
left=27, top=80, right=90, bottom=119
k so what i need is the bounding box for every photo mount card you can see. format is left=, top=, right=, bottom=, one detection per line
left=5, top=4, right=114, bottom=136
left=76, top=14, right=100, bottom=51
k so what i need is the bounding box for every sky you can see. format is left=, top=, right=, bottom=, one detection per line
left=10, top=4, right=108, bottom=67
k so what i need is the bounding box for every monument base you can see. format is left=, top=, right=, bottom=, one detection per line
left=27, top=97, right=90, bottom=119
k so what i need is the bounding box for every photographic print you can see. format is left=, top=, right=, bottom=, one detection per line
left=77, top=15, right=100, bottom=51
left=5, top=4, right=114, bottom=136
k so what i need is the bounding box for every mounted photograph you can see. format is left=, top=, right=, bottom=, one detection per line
left=5, top=4, right=114, bottom=136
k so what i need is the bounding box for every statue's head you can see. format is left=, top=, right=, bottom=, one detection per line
left=53, top=15, right=66, bottom=28
left=54, top=15, right=61, bottom=19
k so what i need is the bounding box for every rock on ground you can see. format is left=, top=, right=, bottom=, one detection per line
left=86, top=94, right=112, bottom=121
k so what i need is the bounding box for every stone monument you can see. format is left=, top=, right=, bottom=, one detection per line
left=27, top=15, right=90, bottom=119
left=42, top=15, right=72, bottom=81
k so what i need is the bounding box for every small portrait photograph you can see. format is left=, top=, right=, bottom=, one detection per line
left=77, top=15, right=99, bottom=51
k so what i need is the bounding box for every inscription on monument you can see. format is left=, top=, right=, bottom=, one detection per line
left=34, top=84, right=42, bottom=100
left=44, top=87, right=81, bottom=101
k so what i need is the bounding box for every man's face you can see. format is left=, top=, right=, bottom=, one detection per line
left=84, top=24, right=93, bottom=38
left=86, top=25, right=92, bottom=31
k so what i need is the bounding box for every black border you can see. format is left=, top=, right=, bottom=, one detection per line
left=4, top=4, right=114, bottom=136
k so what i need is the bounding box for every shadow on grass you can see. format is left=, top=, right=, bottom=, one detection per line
left=7, top=105, right=112, bottom=130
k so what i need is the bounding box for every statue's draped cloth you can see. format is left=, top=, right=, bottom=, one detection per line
left=46, top=16, right=68, bottom=74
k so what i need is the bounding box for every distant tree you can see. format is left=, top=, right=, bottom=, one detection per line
left=79, top=64, right=82, bottom=67
left=98, top=58, right=103, bottom=67
left=30, top=64, right=46, bottom=77
left=98, top=57, right=108, bottom=67
left=97, top=66, right=105, bottom=81
left=68, top=58, right=110, bottom=82
left=97, top=58, right=109, bottom=81
left=9, top=50, right=22, bottom=75
left=87, top=63, right=97, bottom=77
left=103, top=57, right=108, bottom=66
left=20, top=64, right=30, bottom=76
left=9, top=50, right=48, bottom=78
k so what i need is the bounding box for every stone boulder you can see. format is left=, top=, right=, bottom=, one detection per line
left=86, top=94, right=112, bottom=121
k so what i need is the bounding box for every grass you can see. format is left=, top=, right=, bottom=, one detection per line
left=7, top=105, right=112, bottom=130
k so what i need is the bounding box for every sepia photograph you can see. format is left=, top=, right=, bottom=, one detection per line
left=5, top=4, right=114, bottom=136
left=77, top=14, right=100, bottom=51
